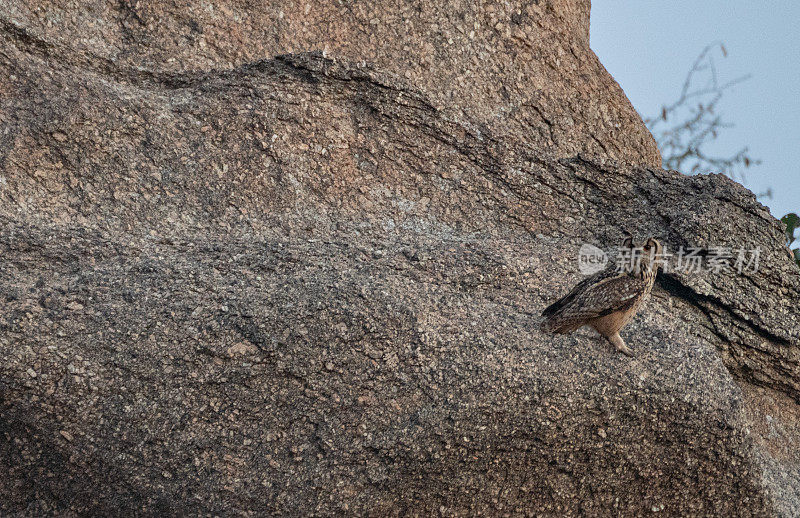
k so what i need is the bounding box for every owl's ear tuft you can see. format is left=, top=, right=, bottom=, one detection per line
left=644, top=237, right=661, bottom=252
left=621, top=235, right=634, bottom=249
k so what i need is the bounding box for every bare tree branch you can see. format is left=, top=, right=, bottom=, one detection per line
left=645, top=42, right=760, bottom=185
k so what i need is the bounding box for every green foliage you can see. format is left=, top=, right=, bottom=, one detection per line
left=782, top=213, right=800, bottom=267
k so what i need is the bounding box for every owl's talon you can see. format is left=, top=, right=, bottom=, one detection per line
left=608, top=332, right=633, bottom=357
left=616, top=343, right=634, bottom=357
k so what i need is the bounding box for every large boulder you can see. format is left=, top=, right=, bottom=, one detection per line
left=1, top=1, right=798, bottom=515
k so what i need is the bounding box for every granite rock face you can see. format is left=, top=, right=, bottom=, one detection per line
left=1, top=1, right=799, bottom=515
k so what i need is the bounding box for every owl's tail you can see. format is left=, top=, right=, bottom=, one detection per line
left=540, top=313, right=583, bottom=335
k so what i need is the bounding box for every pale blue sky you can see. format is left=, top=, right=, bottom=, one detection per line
left=591, top=1, right=799, bottom=218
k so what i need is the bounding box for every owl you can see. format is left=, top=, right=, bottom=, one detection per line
left=540, top=237, right=663, bottom=356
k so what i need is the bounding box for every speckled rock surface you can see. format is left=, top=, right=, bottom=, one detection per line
left=0, top=0, right=658, bottom=166
left=1, top=1, right=799, bottom=516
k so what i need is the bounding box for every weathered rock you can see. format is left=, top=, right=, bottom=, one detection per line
left=1, top=1, right=798, bottom=516
left=0, top=0, right=658, bottom=167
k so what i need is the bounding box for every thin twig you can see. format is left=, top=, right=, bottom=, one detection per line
left=644, top=42, right=760, bottom=186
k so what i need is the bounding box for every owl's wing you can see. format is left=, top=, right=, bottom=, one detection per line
left=542, top=269, right=647, bottom=321
left=541, top=268, right=617, bottom=317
